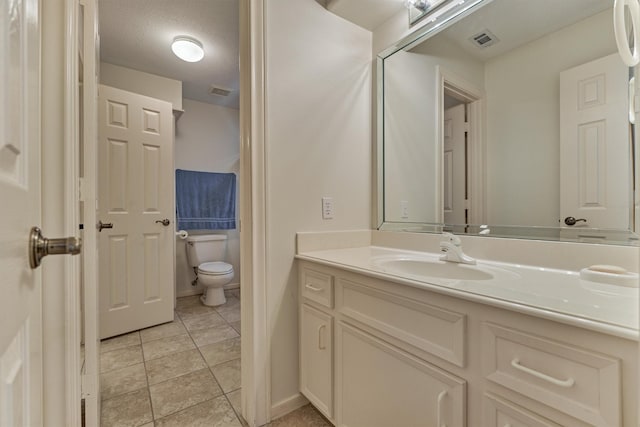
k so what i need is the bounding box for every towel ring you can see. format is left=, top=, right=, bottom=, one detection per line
left=614, top=0, right=640, bottom=66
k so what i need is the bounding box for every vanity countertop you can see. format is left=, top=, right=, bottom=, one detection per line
left=296, top=245, right=639, bottom=340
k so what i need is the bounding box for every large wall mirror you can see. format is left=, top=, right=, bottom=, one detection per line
left=378, top=0, right=640, bottom=245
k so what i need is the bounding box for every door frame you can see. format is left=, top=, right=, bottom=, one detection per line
left=239, top=0, right=271, bottom=425
left=63, top=1, right=271, bottom=426
left=40, top=0, right=84, bottom=424
left=435, top=66, right=486, bottom=225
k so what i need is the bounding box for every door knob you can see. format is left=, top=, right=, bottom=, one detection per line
left=29, top=226, right=82, bottom=269
left=97, top=220, right=113, bottom=232
left=155, top=218, right=170, bottom=226
left=564, top=216, right=587, bottom=226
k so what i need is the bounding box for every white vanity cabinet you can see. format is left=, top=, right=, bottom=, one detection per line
left=298, top=260, right=638, bottom=427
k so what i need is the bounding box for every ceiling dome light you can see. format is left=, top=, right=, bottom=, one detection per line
left=171, top=36, right=204, bottom=63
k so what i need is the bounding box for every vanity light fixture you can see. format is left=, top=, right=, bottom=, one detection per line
left=405, top=0, right=429, bottom=12
left=171, top=36, right=204, bottom=63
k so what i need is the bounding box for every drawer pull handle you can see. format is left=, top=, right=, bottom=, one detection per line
left=436, top=390, right=447, bottom=427
left=318, top=325, right=326, bottom=350
left=511, top=358, right=575, bottom=388
left=305, top=284, right=323, bottom=292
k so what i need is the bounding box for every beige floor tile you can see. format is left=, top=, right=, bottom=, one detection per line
left=145, top=348, right=207, bottom=385
left=176, top=295, right=201, bottom=309
left=190, top=325, right=239, bottom=348
left=150, top=368, right=223, bottom=419
left=101, top=332, right=141, bottom=354
left=216, top=305, right=241, bottom=323
left=142, top=333, right=195, bottom=361
left=155, top=396, right=241, bottom=427
left=140, top=320, right=187, bottom=343
left=101, top=388, right=153, bottom=427
left=215, top=296, right=239, bottom=310
left=210, top=358, right=240, bottom=393
left=100, top=345, right=143, bottom=373
left=226, top=389, right=241, bottom=415
left=101, top=363, right=147, bottom=401
left=267, top=405, right=331, bottom=427
left=229, top=320, right=241, bottom=335
left=181, top=311, right=227, bottom=332
left=176, top=301, right=218, bottom=320
left=199, top=337, right=241, bottom=367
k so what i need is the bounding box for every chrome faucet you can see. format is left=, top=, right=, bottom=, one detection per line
left=439, top=232, right=476, bottom=265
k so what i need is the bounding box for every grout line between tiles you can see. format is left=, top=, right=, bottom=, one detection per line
left=139, top=330, right=157, bottom=422
left=101, top=293, right=242, bottom=425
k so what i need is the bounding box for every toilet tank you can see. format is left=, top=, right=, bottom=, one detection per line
left=185, top=234, right=228, bottom=267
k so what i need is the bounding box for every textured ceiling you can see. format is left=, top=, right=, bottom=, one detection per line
left=99, top=0, right=239, bottom=109
left=326, top=0, right=404, bottom=31
left=417, top=0, right=611, bottom=61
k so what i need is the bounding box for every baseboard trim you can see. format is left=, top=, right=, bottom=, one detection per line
left=224, top=282, right=240, bottom=290
left=176, top=282, right=240, bottom=298
left=270, top=393, right=309, bottom=421
left=176, top=288, right=202, bottom=298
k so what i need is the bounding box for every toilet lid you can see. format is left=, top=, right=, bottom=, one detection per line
left=199, top=262, right=233, bottom=275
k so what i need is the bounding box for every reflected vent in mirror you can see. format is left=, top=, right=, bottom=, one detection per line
left=209, top=86, right=232, bottom=97
left=469, top=29, right=499, bottom=48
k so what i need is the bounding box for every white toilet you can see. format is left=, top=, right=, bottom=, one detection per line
left=185, top=234, right=234, bottom=306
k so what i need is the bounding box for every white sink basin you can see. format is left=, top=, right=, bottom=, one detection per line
left=371, top=254, right=520, bottom=282
left=377, top=258, right=494, bottom=281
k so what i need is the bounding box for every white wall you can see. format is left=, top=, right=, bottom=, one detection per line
left=100, top=62, right=183, bottom=111
left=384, top=36, right=484, bottom=222
left=265, top=0, right=372, bottom=408
left=484, top=9, right=616, bottom=226
left=174, top=99, right=240, bottom=297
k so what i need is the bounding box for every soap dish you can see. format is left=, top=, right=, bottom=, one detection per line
left=579, top=265, right=639, bottom=288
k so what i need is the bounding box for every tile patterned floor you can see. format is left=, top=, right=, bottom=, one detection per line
left=99, top=289, right=330, bottom=427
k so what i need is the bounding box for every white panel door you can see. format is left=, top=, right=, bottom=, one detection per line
left=98, top=85, right=174, bottom=339
left=560, top=53, right=629, bottom=229
left=0, top=0, right=43, bottom=425
left=443, top=104, right=466, bottom=225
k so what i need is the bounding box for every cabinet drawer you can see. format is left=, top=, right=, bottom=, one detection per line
left=337, top=278, right=465, bottom=367
left=301, top=267, right=333, bottom=308
left=484, top=393, right=562, bottom=427
left=483, top=323, right=620, bottom=426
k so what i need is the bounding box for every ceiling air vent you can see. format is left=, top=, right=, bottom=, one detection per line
left=469, top=29, right=499, bottom=48
left=209, top=86, right=232, bottom=97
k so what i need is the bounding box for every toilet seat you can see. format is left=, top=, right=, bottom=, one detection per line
left=198, top=261, right=233, bottom=276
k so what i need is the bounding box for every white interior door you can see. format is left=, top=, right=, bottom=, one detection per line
left=443, top=104, right=467, bottom=225
left=560, top=53, right=629, bottom=229
left=98, top=84, right=175, bottom=339
left=0, top=0, right=43, bottom=424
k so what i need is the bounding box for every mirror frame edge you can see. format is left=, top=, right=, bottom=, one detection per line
left=374, top=0, right=640, bottom=247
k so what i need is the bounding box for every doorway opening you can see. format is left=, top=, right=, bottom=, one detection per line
left=437, top=67, right=485, bottom=228
left=79, top=1, right=245, bottom=425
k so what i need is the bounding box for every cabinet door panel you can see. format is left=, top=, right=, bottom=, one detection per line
left=336, top=322, right=465, bottom=427
left=300, top=304, right=333, bottom=419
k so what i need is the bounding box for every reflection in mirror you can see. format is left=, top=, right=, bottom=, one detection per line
left=380, top=0, right=639, bottom=245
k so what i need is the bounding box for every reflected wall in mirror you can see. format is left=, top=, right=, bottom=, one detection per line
left=380, top=0, right=639, bottom=243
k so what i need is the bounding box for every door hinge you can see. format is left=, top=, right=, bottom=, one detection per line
left=464, top=122, right=470, bottom=132
left=464, top=199, right=470, bottom=209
